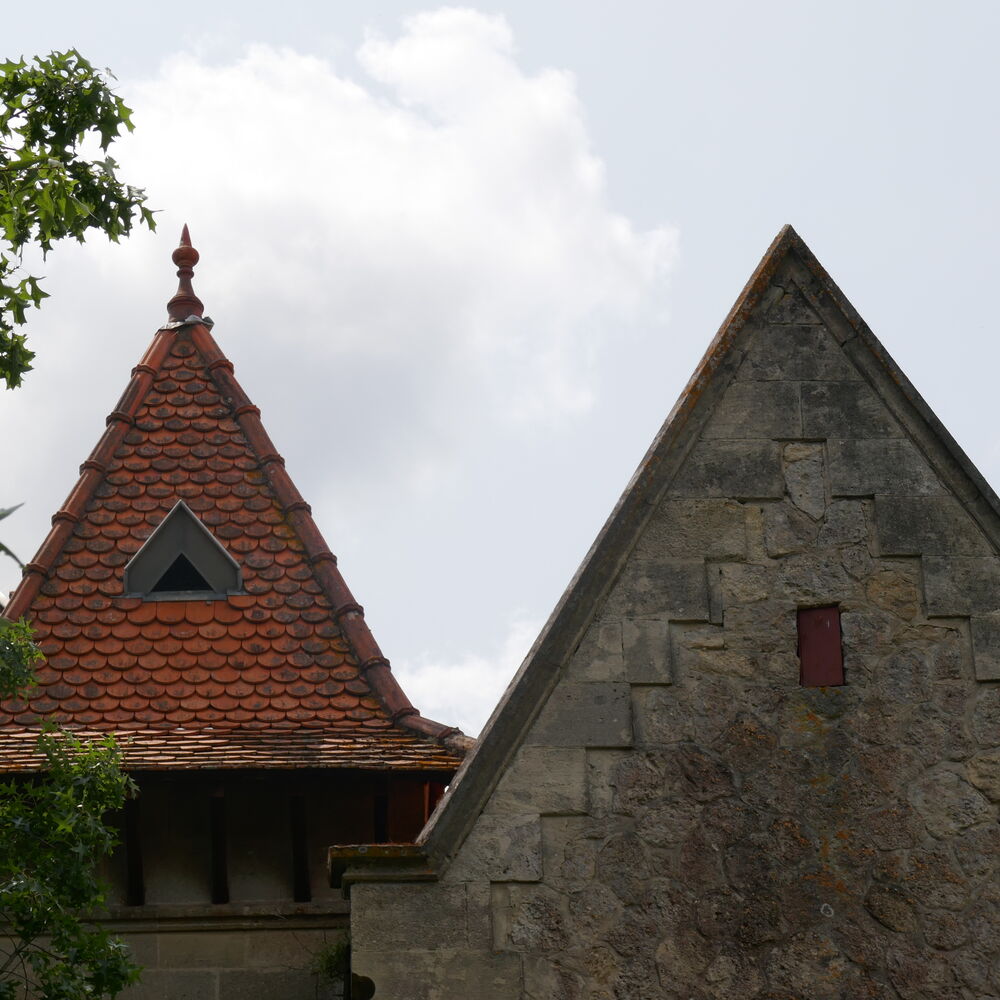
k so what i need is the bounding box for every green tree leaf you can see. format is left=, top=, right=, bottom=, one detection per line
left=0, top=49, right=156, bottom=388
left=0, top=619, right=140, bottom=998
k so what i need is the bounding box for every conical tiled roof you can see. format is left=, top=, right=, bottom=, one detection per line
left=1, top=231, right=469, bottom=771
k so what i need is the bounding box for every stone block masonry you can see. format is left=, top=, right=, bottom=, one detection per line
left=347, top=234, right=1000, bottom=999
left=114, top=911, right=349, bottom=1000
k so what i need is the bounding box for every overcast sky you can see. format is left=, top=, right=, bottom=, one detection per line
left=3, top=2, right=998, bottom=735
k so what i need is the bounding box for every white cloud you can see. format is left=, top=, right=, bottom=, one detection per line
left=120, top=9, right=675, bottom=427
left=0, top=9, right=675, bottom=728
left=397, top=613, right=541, bottom=737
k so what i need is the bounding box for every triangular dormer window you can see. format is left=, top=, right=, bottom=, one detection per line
left=124, top=500, right=241, bottom=599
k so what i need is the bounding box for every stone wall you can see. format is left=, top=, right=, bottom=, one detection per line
left=349, top=251, right=1000, bottom=998
left=115, top=908, right=348, bottom=1000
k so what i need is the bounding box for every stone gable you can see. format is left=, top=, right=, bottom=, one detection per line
left=347, top=227, right=1000, bottom=998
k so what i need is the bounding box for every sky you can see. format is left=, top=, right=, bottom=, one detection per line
left=2, top=2, right=998, bottom=736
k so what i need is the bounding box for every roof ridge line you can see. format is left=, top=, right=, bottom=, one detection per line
left=188, top=324, right=469, bottom=750
left=4, top=327, right=178, bottom=621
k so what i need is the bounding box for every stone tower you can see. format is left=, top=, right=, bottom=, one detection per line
left=1, top=229, right=471, bottom=998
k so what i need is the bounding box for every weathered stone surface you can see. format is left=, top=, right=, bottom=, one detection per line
left=352, top=950, right=522, bottom=1000
left=973, top=687, right=1000, bottom=747
left=971, top=615, right=1000, bottom=680
left=157, top=931, right=246, bottom=969
left=244, top=929, right=342, bottom=970
left=521, top=955, right=585, bottom=1000
left=630, top=686, right=692, bottom=746
left=675, top=641, right=756, bottom=681
left=702, top=380, right=801, bottom=439
left=875, top=495, right=990, bottom=556
left=828, top=438, right=945, bottom=496
left=737, top=325, right=860, bottom=381
left=448, top=814, right=543, bottom=882
left=966, top=749, right=1000, bottom=800
left=865, top=884, right=917, bottom=932
left=565, top=619, right=623, bottom=682
left=801, top=380, right=901, bottom=438
left=608, top=752, right=664, bottom=816
left=604, top=558, right=708, bottom=619
left=218, top=970, right=330, bottom=1000
left=778, top=552, right=853, bottom=604
left=817, top=499, right=869, bottom=547
left=351, top=884, right=471, bottom=951
left=635, top=798, right=703, bottom=847
left=871, top=648, right=932, bottom=704
left=865, top=562, right=921, bottom=620
left=909, top=769, right=994, bottom=839
left=862, top=801, right=920, bottom=851
left=638, top=498, right=747, bottom=561
left=465, top=882, right=494, bottom=950
left=951, top=821, right=1000, bottom=880
left=718, top=562, right=772, bottom=605
left=765, top=282, right=822, bottom=324
left=541, top=816, right=598, bottom=888
left=487, top=747, right=587, bottom=816
left=923, top=556, right=1000, bottom=616
left=495, top=884, right=569, bottom=952
left=783, top=442, right=826, bottom=519
left=670, top=440, right=784, bottom=499
left=763, top=501, right=819, bottom=556
left=585, top=750, right=630, bottom=817
left=622, top=617, right=671, bottom=683
left=596, top=832, right=650, bottom=905
left=123, top=971, right=217, bottom=1000
left=763, top=932, right=855, bottom=1000
left=840, top=544, right=874, bottom=580
left=886, top=939, right=963, bottom=1000
left=567, top=882, right=624, bottom=941
left=526, top=683, right=631, bottom=748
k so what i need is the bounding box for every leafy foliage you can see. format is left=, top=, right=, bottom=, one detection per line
left=0, top=618, right=39, bottom=701
left=0, top=50, right=155, bottom=388
left=309, top=934, right=350, bottom=981
left=0, top=619, right=140, bottom=998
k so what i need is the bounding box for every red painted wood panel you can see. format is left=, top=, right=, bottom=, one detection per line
left=797, top=606, right=845, bottom=686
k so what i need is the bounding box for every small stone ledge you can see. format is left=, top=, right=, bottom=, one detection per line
left=328, top=844, right=435, bottom=896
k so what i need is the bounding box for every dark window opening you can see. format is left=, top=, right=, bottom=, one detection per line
left=797, top=605, right=845, bottom=687
left=151, top=553, right=213, bottom=593
left=124, top=499, right=241, bottom=598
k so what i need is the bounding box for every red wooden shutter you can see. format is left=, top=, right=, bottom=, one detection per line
left=797, top=606, right=844, bottom=686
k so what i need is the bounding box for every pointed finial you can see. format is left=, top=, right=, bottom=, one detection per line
left=166, top=224, right=205, bottom=321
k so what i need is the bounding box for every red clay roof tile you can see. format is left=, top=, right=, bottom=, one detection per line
left=3, top=240, right=469, bottom=773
